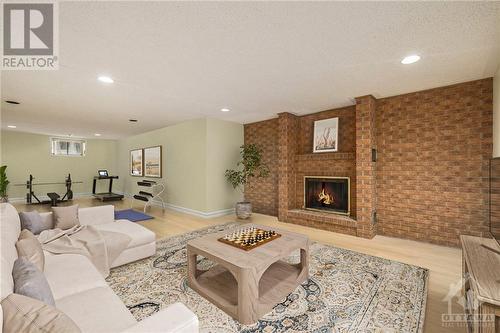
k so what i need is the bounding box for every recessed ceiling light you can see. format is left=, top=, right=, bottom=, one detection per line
left=129, top=119, right=138, bottom=122
left=7, top=125, right=16, bottom=128
left=401, top=55, right=421, bottom=64
left=5, top=100, right=20, bottom=105
left=221, top=108, right=230, bottom=112
left=98, top=76, right=114, bottom=83
left=94, top=133, right=101, bottom=137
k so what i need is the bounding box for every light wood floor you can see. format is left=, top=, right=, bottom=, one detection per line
left=15, top=198, right=465, bottom=333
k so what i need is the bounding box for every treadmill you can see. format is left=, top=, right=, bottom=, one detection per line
left=92, top=170, right=124, bottom=202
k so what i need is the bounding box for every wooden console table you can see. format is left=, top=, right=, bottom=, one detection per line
left=460, top=235, right=500, bottom=333
left=187, top=224, right=309, bottom=324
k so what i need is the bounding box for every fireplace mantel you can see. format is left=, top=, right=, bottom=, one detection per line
left=296, top=153, right=355, bottom=161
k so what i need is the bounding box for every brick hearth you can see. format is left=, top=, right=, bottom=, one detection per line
left=244, top=78, right=493, bottom=246
left=287, top=209, right=357, bottom=236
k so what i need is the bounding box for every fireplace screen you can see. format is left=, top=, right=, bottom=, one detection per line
left=304, top=177, right=349, bottom=215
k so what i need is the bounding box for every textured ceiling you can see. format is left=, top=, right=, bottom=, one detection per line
left=2, top=1, right=499, bottom=139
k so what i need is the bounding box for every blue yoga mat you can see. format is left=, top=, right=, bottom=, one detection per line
left=114, top=209, right=154, bottom=222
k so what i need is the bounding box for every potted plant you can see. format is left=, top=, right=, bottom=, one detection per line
left=0, top=165, right=10, bottom=203
left=225, top=144, right=269, bottom=219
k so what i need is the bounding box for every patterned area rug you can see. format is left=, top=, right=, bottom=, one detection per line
left=106, top=223, right=428, bottom=333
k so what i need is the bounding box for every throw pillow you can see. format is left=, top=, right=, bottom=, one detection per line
left=52, top=205, right=80, bottom=230
left=12, top=257, right=55, bottom=306
left=19, top=210, right=52, bottom=235
left=1, top=293, right=81, bottom=333
left=16, top=229, right=45, bottom=271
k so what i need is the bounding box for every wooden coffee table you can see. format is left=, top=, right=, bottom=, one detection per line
left=187, top=224, right=309, bottom=325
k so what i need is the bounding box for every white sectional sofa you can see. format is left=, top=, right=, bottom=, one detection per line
left=39, top=205, right=157, bottom=268
left=0, top=203, right=199, bottom=333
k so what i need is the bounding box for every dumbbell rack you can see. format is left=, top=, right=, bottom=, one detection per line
left=133, top=180, right=165, bottom=212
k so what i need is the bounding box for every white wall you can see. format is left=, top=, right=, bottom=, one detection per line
left=493, top=66, right=500, bottom=157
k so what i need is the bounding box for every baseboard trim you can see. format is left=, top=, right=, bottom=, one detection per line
left=163, top=202, right=235, bottom=219
left=123, top=192, right=235, bottom=219
left=8, top=191, right=234, bottom=219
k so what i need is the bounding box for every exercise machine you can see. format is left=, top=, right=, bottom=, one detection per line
left=15, top=174, right=82, bottom=206
left=133, top=180, right=165, bottom=212
left=92, top=170, right=124, bottom=202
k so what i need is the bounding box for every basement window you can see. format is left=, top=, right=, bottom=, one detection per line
left=51, top=138, right=86, bottom=157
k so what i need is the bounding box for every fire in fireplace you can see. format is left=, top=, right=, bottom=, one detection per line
left=304, top=176, right=350, bottom=215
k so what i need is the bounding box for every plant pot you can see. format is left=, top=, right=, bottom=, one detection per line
left=235, top=201, right=252, bottom=219
left=0, top=196, right=8, bottom=203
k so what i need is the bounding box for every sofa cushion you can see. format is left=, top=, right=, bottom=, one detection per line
left=56, top=287, right=136, bottom=333
left=52, top=205, right=80, bottom=230
left=110, top=242, right=156, bottom=268
left=16, top=229, right=44, bottom=271
left=94, top=220, right=155, bottom=248
left=1, top=293, right=80, bottom=333
left=44, top=253, right=107, bottom=300
left=55, top=216, right=81, bottom=230
left=13, top=257, right=55, bottom=306
left=78, top=205, right=115, bottom=226
left=1, top=203, right=21, bottom=300
left=38, top=205, right=116, bottom=229
left=19, top=210, right=53, bottom=235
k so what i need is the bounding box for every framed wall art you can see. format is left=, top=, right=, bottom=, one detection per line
left=144, top=145, right=162, bottom=178
left=313, top=117, right=338, bottom=153
left=130, top=149, right=143, bottom=176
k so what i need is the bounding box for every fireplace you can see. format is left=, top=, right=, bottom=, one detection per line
left=304, top=176, right=350, bottom=215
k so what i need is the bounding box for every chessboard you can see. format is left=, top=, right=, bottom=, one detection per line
left=218, top=227, right=281, bottom=251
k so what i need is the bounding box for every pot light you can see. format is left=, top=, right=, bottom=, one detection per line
left=401, top=55, right=420, bottom=64
left=94, top=133, right=101, bottom=137
left=7, top=125, right=16, bottom=128
left=221, top=108, right=230, bottom=112
left=98, top=76, right=114, bottom=83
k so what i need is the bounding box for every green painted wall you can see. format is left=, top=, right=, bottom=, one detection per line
left=206, top=118, right=244, bottom=212
left=1, top=118, right=243, bottom=213
left=117, top=118, right=208, bottom=212
left=0, top=131, right=118, bottom=199
left=117, top=118, right=243, bottom=213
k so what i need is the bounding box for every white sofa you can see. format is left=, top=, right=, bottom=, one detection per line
left=39, top=205, right=157, bottom=268
left=0, top=203, right=199, bottom=333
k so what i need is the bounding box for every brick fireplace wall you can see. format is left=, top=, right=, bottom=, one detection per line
left=295, top=107, right=357, bottom=218
left=277, top=112, right=300, bottom=221
left=376, top=79, right=492, bottom=246
left=244, top=78, right=493, bottom=246
left=244, top=119, right=279, bottom=216
left=355, top=96, right=377, bottom=238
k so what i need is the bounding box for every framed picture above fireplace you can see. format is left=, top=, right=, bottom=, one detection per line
left=313, top=117, right=338, bottom=153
